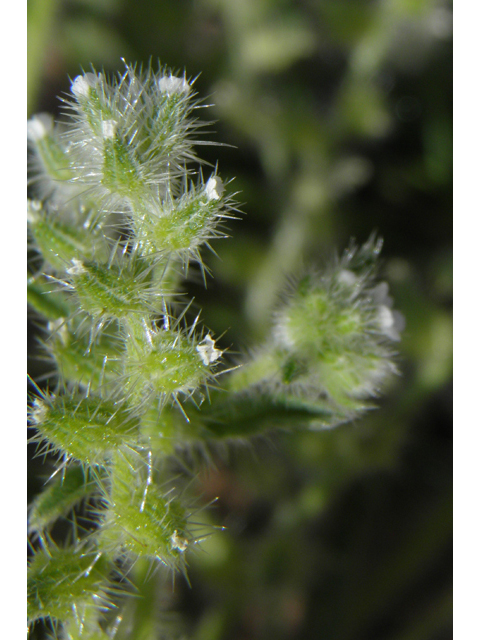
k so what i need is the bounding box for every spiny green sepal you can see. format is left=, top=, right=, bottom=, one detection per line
left=28, top=200, right=106, bottom=272
left=29, top=394, right=140, bottom=465
left=27, top=544, right=113, bottom=625
left=28, top=465, right=97, bottom=534
left=66, top=256, right=161, bottom=320
left=98, top=452, right=190, bottom=567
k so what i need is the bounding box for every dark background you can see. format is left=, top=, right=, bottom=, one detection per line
left=28, top=0, right=452, bottom=638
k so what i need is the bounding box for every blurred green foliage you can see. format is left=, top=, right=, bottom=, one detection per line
left=28, top=0, right=452, bottom=638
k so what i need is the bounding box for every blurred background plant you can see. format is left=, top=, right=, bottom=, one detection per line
left=28, top=0, right=452, bottom=638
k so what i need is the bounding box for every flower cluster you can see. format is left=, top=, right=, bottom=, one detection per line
left=27, top=63, right=403, bottom=637
left=28, top=64, right=231, bottom=633
left=230, top=236, right=404, bottom=424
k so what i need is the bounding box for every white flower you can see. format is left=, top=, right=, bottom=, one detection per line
left=30, top=398, right=48, bottom=425
left=337, top=269, right=358, bottom=287
left=196, top=334, right=222, bottom=365
left=205, top=176, right=224, bottom=201
left=371, top=282, right=393, bottom=308
left=158, top=74, right=190, bottom=96
left=371, top=282, right=405, bottom=341
left=27, top=113, right=53, bottom=142
left=71, top=73, right=100, bottom=99
left=66, top=258, right=86, bottom=276
left=101, top=120, right=116, bottom=139
left=27, top=199, right=42, bottom=224
left=377, top=306, right=405, bottom=342
left=170, top=530, right=189, bottom=552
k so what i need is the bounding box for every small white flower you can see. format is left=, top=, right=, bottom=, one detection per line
left=27, top=199, right=42, bottom=224
left=66, top=258, right=86, bottom=276
left=71, top=73, right=100, bottom=99
left=337, top=269, right=358, bottom=287
left=205, top=176, right=224, bottom=201
left=377, top=307, right=405, bottom=342
left=372, top=282, right=405, bottom=341
left=196, top=334, right=222, bottom=365
left=27, top=114, right=53, bottom=142
left=371, top=282, right=393, bottom=308
left=170, top=530, right=189, bottom=552
left=101, top=120, right=116, bottom=139
left=30, top=398, right=48, bottom=425
left=158, top=74, right=190, bottom=96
